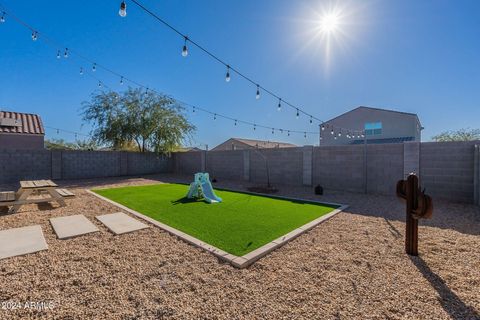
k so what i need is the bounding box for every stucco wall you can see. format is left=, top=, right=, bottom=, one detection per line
left=0, top=133, right=44, bottom=150
left=320, top=107, right=421, bottom=146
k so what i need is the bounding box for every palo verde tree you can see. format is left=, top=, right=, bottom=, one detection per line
left=82, top=88, right=195, bottom=153
left=431, top=128, right=480, bottom=142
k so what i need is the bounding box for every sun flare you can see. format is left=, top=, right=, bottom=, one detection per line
left=319, top=12, right=340, bottom=34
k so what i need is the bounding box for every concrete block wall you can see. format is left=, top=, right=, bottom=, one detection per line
left=61, top=151, right=122, bottom=179
left=420, top=141, right=478, bottom=204
left=173, top=151, right=203, bottom=175
left=366, top=144, right=404, bottom=195
left=313, top=145, right=366, bottom=193
left=474, top=145, right=479, bottom=205
left=250, top=148, right=304, bottom=186
left=0, top=149, right=52, bottom=183
left=127, top=152, right=170, bottom=175
left=0, top=149, right=172, bottom=184
left=206, top=150, right=244, bottom=181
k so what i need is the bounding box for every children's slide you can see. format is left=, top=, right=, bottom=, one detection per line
left=187, top=173, right=222, bottom=204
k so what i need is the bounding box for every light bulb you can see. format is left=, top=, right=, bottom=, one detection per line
left=277, top=99, right=282, bottom=111
left=1, top=12, right=5, bottom=23
left=304, top=132, right=307, bottom=138
left=331, top=129, right=334, bottom=135
left=182, top=37, right=188, bottom=57
left=253, top=124, right=256, bottom=131
left=119, top=1, right=127, bottom=17
left=56, top=50, right=61, bottom=59
left=309, top=116, right=313, bottom=124
left=272, top=128, right=274, bottom=134
left=234, top=120, right=237, bottom=126
left=120, top=76, right=124, bottom=85
left=338, top=131, right=342, bottom=137
left=256, top=85, right=260, bottom=99
left=321, top=124, right=325, bottom=131
left=225, top=65, right=231, bottom=82
left=280, top=129, right=283, bottom=134
left=92, top=63, right=96, bottom=72
left=79, top=67, right=83, bottom=75
left=288, top=130, right=290, bottom=136
left=214, top=114, right=217, bottom=120
left=192, top=106, right=195, bottom=113
left=31, top=31, right=38, bottom=41
left=296, top=109, right=299, bottom=119
left=98, top=81, right=102, bottom=88
left=64, top=48, right=68, bottom=58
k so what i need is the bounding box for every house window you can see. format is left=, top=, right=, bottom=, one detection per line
left=365, top=122, right=382, bottom=136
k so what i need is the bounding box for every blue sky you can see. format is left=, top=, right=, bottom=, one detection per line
left=1, top=0, right=479, bottom=148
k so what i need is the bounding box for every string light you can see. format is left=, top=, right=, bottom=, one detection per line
left=256, top=85, right=260, bottom=100
left=2, top=7, right=362, bottom=140
left=110, top=1, right=366, bottom=136
left=31, top=31, right=37, bottom=41
left=56, top=50, right=61, bottom=59
left=338, top=130, right=342, bottom=137
left=182, top=36, right=188, bottom=57
left=119, top=1, right=127, bottom=17
left=64, top=48, right=68, bottom=58
left=1, top=12, right=6, bottom=23
left=225, top=65, right=231, bottom=82
left=79, top=67, right=83, bottom=75
left=277, top=98, right=282, bottom=111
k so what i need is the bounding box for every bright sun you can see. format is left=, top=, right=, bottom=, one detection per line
left=319, top=12, right=340, bottom=33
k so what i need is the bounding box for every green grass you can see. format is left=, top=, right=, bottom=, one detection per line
left=94, top=183, right=338, bottom=256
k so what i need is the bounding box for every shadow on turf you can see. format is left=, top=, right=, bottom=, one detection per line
left=410, top=256, right=480, bottom=319
left=171, top=197, right=201, bottom=205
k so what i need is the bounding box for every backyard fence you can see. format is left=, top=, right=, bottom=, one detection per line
left=172, top=141, right=480, bottom=204
left=1, top=141, right=479, bottom=204
left=0, top=149, right=171, bottom=183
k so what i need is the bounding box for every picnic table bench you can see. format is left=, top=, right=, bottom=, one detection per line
left=0, top=180, right=72, bottom=214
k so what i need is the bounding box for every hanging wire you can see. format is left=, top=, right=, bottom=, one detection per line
left=0, top=3, right=365, bottom=139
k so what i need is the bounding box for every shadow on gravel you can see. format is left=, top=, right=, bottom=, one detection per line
left=411, top=256, right=480, bottom=319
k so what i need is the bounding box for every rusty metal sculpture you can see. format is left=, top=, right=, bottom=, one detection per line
left=396, top=174, right=433, bottom=255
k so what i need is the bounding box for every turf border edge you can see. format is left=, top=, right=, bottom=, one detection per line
left=86, top=189, right=348, bottom=269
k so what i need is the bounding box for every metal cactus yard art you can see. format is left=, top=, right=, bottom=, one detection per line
left=396, top=174, right=433, bottom=255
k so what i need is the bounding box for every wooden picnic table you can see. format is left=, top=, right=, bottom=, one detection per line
left=7, top=180, right=66, bottom=213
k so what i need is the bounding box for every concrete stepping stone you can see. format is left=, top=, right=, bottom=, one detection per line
left=96, top=212, right=148, bottom=235
left=50, top=215, right=99, bottom=240
left=0, top=225, right=48, bottom=260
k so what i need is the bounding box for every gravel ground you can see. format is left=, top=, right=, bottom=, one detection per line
left=0, top=174, right=479, bottom=319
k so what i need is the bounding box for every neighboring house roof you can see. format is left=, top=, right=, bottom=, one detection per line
left=0, top=110, right=45, bottom=135
left=177, top=147, right=202, bottom=152
left=326, top=106, right=422, bottom=126
left=350, top=136, right=415, bottom=145
left=214, top=138, right=297, bottom=150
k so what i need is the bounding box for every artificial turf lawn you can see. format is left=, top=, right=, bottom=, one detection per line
left=94, top=183, right=338, bottom=256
